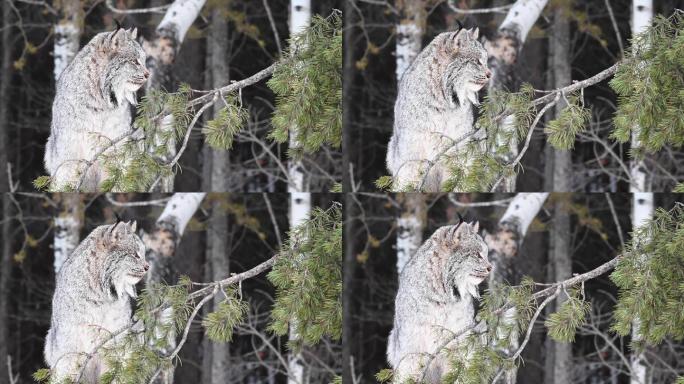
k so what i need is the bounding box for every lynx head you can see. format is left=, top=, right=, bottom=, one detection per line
left=94, top=220, right=148, bottom=299
left=96, top=27, right=149, bottom=107
left=434, top=28, right=491, bottom=107
left=432, top=220, right=491, bottom=300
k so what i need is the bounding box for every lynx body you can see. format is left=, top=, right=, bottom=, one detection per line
left=44, top=221, right=148, bottom=383
left=45, top=27, right=149, bottom=191
left=387, top=221, right=491, bottom=383
left=387, top=28, right=491, bottom=191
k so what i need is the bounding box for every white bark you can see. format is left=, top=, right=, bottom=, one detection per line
left=53, top=194, right=83, bottom=273
left=287, top=0, right=311, bottom=194
left=157, top=0, right=207, bottom=43
left=486, top=0, right=549, bottom=191
left=629, top=0, right=652, bottom=193
left=498, top=193, right=548, bottom=236
left=157, top=193, right=205, bottom=232
left=288, top=191, right=311, bottom=384
left=395, top=1, right=425, bottom=81
left=630, top=2, right=653, bottom=380
left=53, top=23, right=80, bottom=80
left=630, top=192, right=653, bottom=384
left=499, top=0, right=548, bottom=43
left=396, top=194, right=426, bottom=273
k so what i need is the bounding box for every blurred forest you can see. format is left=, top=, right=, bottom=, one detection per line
left=0, top=0, right=342, bottom=193
left=343, top=193, right=684, bottom=383
left=343, top=0, right=684, bottom=192
left=0, top=193, right=342, bottom=383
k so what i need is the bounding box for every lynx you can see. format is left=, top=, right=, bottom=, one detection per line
left=44, top=26, right=149, bottom=191
left=44, top=221, right=148, bottom=383
left=387, top=28, right=491, bottom=191
left=387, top=220, right=491, bottom=383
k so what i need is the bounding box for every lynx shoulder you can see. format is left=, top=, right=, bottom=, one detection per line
left=386, top=28, right=491, bottom=191
left=387, top=221, right=491, bottom=383
left=44, top=221, right=148, bottom=383
left=44, top=27, right=149, bottom=192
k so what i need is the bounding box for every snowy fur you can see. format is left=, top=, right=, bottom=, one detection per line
left=387, top=28, right=490, bottom=191
left=45, top=27, right=149, bottom=191
left=44, top=221, right=148, bottom=383
left=387, top=222, right=491, bottom=383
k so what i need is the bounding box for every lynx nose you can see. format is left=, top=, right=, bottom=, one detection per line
left=485, top=264, right=492, bottom=272
left=143, top=262, right=149, bottom=271
left=485, top=69, right=492, bottom=79
left=143, top=69, right=150, bottom=79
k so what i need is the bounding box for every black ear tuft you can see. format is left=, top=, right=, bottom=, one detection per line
left=114, top=19, right=123, bottom=31
left=457, top=212, right=464, bottom=223
left=113, top=212, right=122, bottom=224
left=455, top=19, right=464, bottom=31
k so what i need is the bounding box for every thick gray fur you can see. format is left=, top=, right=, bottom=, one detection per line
left=45, top=27, right=149, bottom=191
left=44, top=221, right=148, bottom=383
left=387, top=221, right=491, bottom=383
left=387, top=28, right=490, bottom=191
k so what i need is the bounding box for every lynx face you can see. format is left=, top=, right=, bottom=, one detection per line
left=99, top=28, right=149, bottom=106
left=434, top=221, right=491, bottom=299
left=438, top=28, right=491, bottom=106
left=97, top=221, right=148, bottom=299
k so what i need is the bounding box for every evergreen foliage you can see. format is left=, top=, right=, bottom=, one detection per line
left=611, top=204, right=684, bottom=345
left=267, top=203, right=342, bottom=348
left=545, top=94, right=591, bottom=150
left=202, top=94, right=249, bottom=150
left=610, top=10, right=684, bottom=154
left=267, top=11, right=342, bottom=157
left=202, top=288, right=249, bottom=342
left=544, top=288, right=590, bottom=342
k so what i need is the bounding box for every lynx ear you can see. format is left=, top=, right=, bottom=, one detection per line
left=130, top=220, right=137, bottom=232
left=108, top=28, right=127, bottom=51
left=128, top=27, right=138, bottom=40
left=454, top=28, right=469, bottom=48
left=472, top=221, right=480, bottom=233
left=471, top=27, right=479, bottom=40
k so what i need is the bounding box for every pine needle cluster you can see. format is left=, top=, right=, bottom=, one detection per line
left=611, top=204, right=684, bottom=345
left=545, top=94, right=591, bottom=150
left=610, top=10, right=684, bottom=154
left=267, top=203, right=342, bottom=348
left=267, top=11, right=342, bottom=158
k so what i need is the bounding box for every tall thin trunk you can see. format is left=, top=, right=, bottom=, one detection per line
left=143, top=192, right=205, bottom=384
left=203, top=7, right=232, bottom=383
left=0, top=0, right=12, bottom=192
left=287, top=2, right=311, bottom=383
left=288, top=192, right=311, bottom=384
left=630, top=193, right=653, bottom=384
left=630, top=2, right=653, bottom=383
left=395, top=194, right=426, bottom=273
left=53, top=194, right=84, bottom=273
left=484, top=193, right=548, bottom=383
left=485, top=0, right=549, bottom=192
left=0, top=194, right=12, bottom=384
left=342, top=194, right=355, bottom=383
left=395, top=0, right=426, bottom=81
left=53, top=0, right=82, bottom=80
left=143, top=0, right=208, bottom=192
left=550, top=7, right=573, bottom=383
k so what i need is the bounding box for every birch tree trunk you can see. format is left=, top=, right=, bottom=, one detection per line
left=395, top=0, right=426, bottom=81
left=53, top=0, right=82, bottom=80
left=53, top=194, right=84, bottom=273
left=484, top=0, right=549, bottom=191
left=395, top=194, right=426, bottom=273
left=630, top=193, right=654, bottom=384
left=288, top=192, right=311, bottom=384
left=287, top=2, right=312, bottom=383
left=630, top=2, right=653, bottom=382
left=485, top=193, right=549, bottom=284
left=143, top=192, right=205, bottom=384
left=143, top=0, right=208, bottom=192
